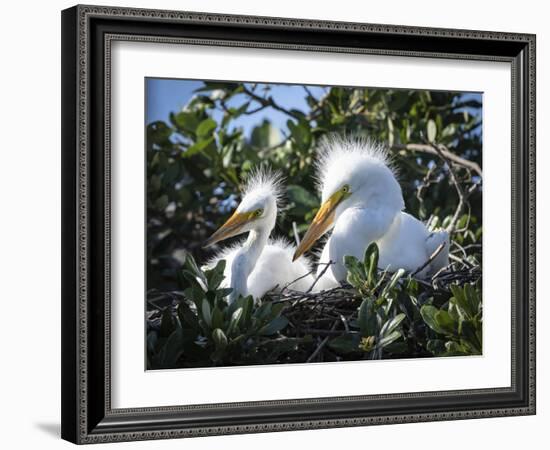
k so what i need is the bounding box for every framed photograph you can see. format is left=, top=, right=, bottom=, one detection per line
left=61, top=5, right=536, bottom=444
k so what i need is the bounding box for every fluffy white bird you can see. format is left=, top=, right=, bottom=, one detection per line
left=204, top=168, right=314, bottom=303
left=293, top=136, right=449, bottom=288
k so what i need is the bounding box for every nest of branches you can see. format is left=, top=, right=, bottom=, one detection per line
left=260, top=255, right=481, bottom=363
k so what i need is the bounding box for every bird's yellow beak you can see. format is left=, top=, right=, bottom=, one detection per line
left=203, top=211, right=254, bottom=248
left=293, top=189, right=346, bottom=261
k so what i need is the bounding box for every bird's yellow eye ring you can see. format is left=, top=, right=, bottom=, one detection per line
left=341, top=184, right=350, bottom=194
left=254, top=209, right=264, bottom=217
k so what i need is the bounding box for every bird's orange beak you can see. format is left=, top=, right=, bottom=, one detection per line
left=293, top=190, right=346, bottom=261
left=203, top=211, right=254, bottom=248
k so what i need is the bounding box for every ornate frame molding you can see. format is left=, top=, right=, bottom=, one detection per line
left=61, top=4, right=536, bottom=444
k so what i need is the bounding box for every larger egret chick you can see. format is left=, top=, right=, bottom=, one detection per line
left=204, top=168, right=314, bottom=303
left=293, top=137, right=449, bottom=285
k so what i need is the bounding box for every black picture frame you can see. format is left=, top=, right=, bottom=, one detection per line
left=61, top=4, right=536, bottom=444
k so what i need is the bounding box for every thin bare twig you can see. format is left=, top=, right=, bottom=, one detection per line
left=242, top=86, right=303, bottom=120
left=339, top=314, right=350, bottom=333
left=306, top=320, right=338, bottom=363
left=411, top=241, right=446, bottom=277
left=423, top=140, right=471, bottom=234
left=392, top=143, right=482, bottom=178
left=306, top=261, right=334, bottom=293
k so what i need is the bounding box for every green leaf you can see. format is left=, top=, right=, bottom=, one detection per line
left=328, top=334, right=359, bottom=354
left=160, top=327, right=184, bottom=367
left=380, top=313, right=406, bottom=338
left=183, top=253, right=207, bottom=287
left=421, top=305, right=456, bottom=336
left=426, top=339, right=446, bottom=355
left=459, top=319, right=482, bottom=353
left=147, top=331, right=158, bottom=354
left=364, top=243, right=379, bottom=286
left=377, top=330, right=401, bottom=349
left=358, top=298, right=377, bottom=337
left=172, top=111, right=201, bottom=134
left=177, top=302, right=201, bottom=333
left=155, top=194, right=169, bottom=211
left=287, top=119, right=312, bottom=151
left=259, top=316, right=289, bottom=335
left=196, top=118, right=217, bottom=138
left=227, top=307, right=243, bottom=336
left=344, top=254, right=364, bottom=282
left=159, top=307, right=175, bottom=338
left=420, top=305, right=447, bottom=335
left=434, top=310, right=456, bottom=335
left=254, top=302, right=273, bottom=320
left=381, top=268, right=405, bottom=297
left=147, top=121, right=172, bottom=143
left=212, top=328, right=228, bottom=351
left=427, top=119, right=437, bottom=143
left=464, top=283, right=481, bottom=315
left=286, top=185, right=319, bottom=216
left=182, top=137, right=215, bottom=158
left=204, top=259, right=226, bottom=291
left=217, top=288, right=233, bottom=300
left=182, top=286, right=205, bottom=305
left=211, top=307, right=224, bottom=330
left=201, top=300, right=212, bottom=328
left=444, top=341, right=470, bottom=356
left=181, top=270, right=207, bottom=293
left=241, top=295, right=254, bottom=326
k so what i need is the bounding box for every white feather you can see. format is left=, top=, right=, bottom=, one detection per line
left=313, top=136, right=449, bottom=281
left=205, top=168, right=314, bottom=302
left=206, top=237, right=313, bottom=299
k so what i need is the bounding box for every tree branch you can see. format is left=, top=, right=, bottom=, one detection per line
left=423, top=140, right=474, bottom=234
left=242, top=86, right=303, bottom=120
left=392, top=143, right=482, bottom=178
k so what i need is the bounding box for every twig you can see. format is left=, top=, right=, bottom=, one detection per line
left=255, top=134, right=291, bottom=156
left=424, top=140, right=469, bottom=234
left=301, top=328, right=343, bottom=336
left=411, top=241, right=446, bottom=277
left=306, top=261, right=334, bottom=293
left=242, top=86, right=303, bottom=120
left=449, top=253, right=473, bottom=268
left=306, top=321, right=338, bottom=362
left=303, top=85, right=317, bottom=100
left=392, top=143, right=482, bottom=178
left=339, top=314, right=350, bottom=333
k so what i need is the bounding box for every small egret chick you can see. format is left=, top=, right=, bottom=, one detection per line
left=204, top=168, right=314, bottom=303
left=293, top=136, right=449, bottom=285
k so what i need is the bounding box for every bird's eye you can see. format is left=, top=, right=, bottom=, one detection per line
left=254, top=209, right=263, bottom=217
left=342, top=184, right=350, bottom=193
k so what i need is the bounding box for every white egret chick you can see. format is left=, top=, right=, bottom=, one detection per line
left=293, top=137, right=449, bottom=286
left=204, top=168, right=314, bottom=303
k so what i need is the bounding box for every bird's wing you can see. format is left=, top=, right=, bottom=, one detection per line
left=425, top=229, right=450, bottom=274
left=246, top=240, right=314, bottom=298
left=378, top=212, right=442, bottom=276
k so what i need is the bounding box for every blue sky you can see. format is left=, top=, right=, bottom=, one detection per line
left=145, top=78, right=482, bottom=141
left=146, top=78, right=328, bottom=139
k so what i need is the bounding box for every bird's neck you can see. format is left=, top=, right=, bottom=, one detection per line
left=229, top=226, right=271, bottom=302
left=328, top=205, right=398, bottom=282
left=243, top=227, right=270, bottom=265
